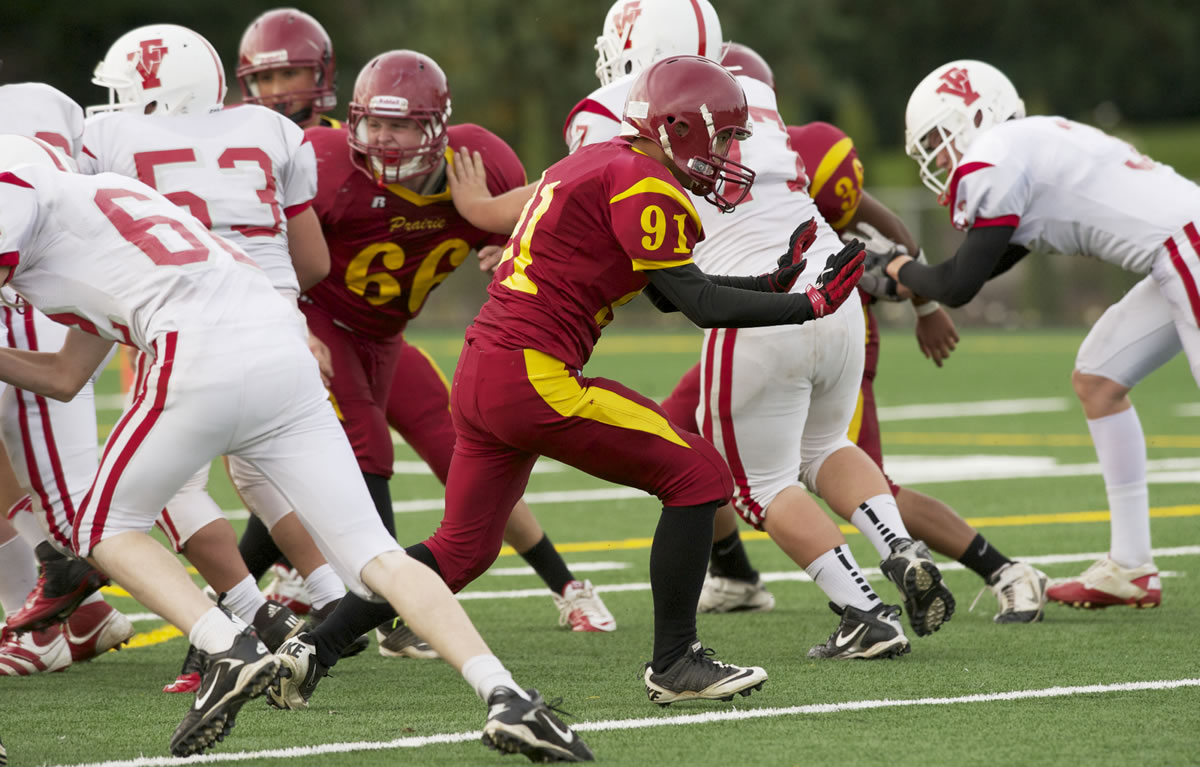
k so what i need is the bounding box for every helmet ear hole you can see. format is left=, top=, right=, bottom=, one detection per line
left=973, top=109, right=983, bottom=128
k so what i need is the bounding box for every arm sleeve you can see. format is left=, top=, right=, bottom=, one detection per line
left=895, top=225, right=1016, bottom=307
left=645, top=263, right=815, bottom=327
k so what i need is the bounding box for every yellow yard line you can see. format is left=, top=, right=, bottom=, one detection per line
left=104, top=504, right=1200, bottom=652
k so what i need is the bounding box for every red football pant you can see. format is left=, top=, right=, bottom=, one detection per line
left=425, top=342, right=733, bottom=592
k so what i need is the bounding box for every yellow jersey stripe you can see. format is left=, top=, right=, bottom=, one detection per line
left=808, top=136, right=854, bottom=200
left=523, top=349, right=690, bottom=448
left=631, top=256, right=693, bottom=271
left=609, top=177, right=703, bottom=233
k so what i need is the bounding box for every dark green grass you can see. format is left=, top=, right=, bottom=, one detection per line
left=3, top=330, right=1197, bottom=766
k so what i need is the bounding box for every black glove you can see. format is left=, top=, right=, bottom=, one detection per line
left=757, top=217, right=818, bottom=293
left=804, top=239, right=866, bottom=318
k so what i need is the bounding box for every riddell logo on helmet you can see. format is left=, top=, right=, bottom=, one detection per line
left=613, top=0, right=643, bottom=37
left=127, top=39, right=169, bottom=89
left=252, top=49, right=290, bottom=66
left=935, top=67, right=980, bottom=106
left=369, top=95, right=410, bottom=115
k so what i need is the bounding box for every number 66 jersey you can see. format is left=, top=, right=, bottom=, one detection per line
left=302, top=123, right=526, bottom=341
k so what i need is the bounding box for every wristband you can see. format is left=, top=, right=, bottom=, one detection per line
left=914, top=299, right=941, bottom=317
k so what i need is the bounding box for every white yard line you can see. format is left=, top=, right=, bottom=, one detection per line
left=52, top=677, right=1200, bottom=767
left=876, top=397, right=1069, bottom=421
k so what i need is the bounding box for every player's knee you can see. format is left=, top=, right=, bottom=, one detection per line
left=799, top=438, right=854, bottom=496
left=1071, top=369, right=1129, bottom=416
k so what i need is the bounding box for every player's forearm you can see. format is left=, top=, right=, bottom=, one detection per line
left=0, top=347, right=91, bottom=401
left=458, top=183, right=537, bottom=235
left=287, top=207, right=331, bottom=291
left=852, top=191, right=919, bottom=256
left=646, top=265, right=814, bottom=327
left=895, top=225, right=1016, bottom=308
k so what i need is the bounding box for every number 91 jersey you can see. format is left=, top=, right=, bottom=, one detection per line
left=303, top=124, right=526, bottom=340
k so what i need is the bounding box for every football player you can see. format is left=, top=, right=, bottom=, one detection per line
left=237, top=8, right=340, bottom=130
left=0, top=84, right=133, bottom=671
left=81, top=23, right=356, bottom=688
left=0, top=134, right=590, bottom=762
left=659, top=42, right=1048, bottom=625
left=423, top=53, right=865, bottom=697
left=252, top=48, right=612, bottom=678
left=887, top=59, right=1194, bottom=609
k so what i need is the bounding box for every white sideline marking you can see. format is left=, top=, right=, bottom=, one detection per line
left=1174, top=403, right=1200, bottom=416
left=53, top=678, right=1200, bottom=767
left=218, top=454, right=1200, bottom=520
left=877, top=397, right=1069, bottom=421
left=455, top=545, right=1198, bottom=600
left=487, top=561, right=631, bottom=577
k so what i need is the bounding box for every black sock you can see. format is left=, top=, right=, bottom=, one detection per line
left=403, top=542, right=443, bottom=577
left=238, top=515, right=287, bottom=582
left=650, top=501, right=718, bottom=671
left=311, top=592, right=396, bottom=669
left=518, top=534, right=574, bottom=595
left=709, top=529, right=759, bottom=582
left=362, top=472, right=396, bottom=538
left=958, top=534, right=1013, bottom=582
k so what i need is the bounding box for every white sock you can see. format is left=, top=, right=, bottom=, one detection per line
left=0, top=534, right=39, bottom=616
left=79, top=590, right=106, bottom=607
left=220, top=575, right=267, bottom=625
left=1088, top=408, right=1152, bottom=568
left=850, top=494, right=912, bottom=558
left=461, top=654, right=529, bottom=702
left=188, top=606, right=240, bottom=655
left=303, top=564, right=346, bottom=611
left=805, top=545, right=879, bottom=611
left=11, top=511, right=48, bottom=549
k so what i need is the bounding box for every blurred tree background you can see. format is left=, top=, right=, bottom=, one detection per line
left=4, top=0, right=1199, bottom=329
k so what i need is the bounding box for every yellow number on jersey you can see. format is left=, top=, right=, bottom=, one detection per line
left=500, top=180, right=560, bottom=296
left=409, top=238, right=470, bottom=313
left=345, top=238, right=471, bottom=310
left=640, top=205, right=665, bottom=250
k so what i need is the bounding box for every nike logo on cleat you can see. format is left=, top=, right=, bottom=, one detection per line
left=534, top=710, right=575, bottom=743
left=835, top=624, right=867, bottom=648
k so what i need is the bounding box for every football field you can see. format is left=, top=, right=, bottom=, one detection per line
left=4, top=328, right=1199, bottom=766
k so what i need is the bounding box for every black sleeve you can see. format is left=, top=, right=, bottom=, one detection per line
left=644, top=262, right=815, bottom=327
left=643, top=282, right=681, bottom=313
left=896, top=225, right=1016, bottom=307
left=989, top=244, right=1030, bottom=279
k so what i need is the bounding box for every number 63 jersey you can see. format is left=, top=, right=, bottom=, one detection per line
left=303, top=124, right=526, bottom=340
left=78, top=104, right=316, bottom=295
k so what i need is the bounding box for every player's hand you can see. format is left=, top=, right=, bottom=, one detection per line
left=448, top=148, right=493, bottom=220
left=307, top=331, right=334, bottom=387
left=477, top=244, right=504, bottom=273
left=757, top=218, right=818, bottom=292
left=804, top=240, right=866, bottom=318
left=849, top=223, right=908, bottom=302
left=914, top=305, right=959, bottom=367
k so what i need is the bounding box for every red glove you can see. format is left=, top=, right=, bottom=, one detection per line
left=805, top=239, right=866, bottom=318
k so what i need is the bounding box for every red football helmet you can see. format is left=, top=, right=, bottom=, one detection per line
left=621, top=55, right=754, bottom=212
left=719, top=41, right=775, bottom=91
left=237, top=8, right=336, bottom=118
left=347, top=50, right=451, bottom=185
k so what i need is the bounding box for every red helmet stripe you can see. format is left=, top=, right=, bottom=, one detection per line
left=689, top=0, right=707, bottom=56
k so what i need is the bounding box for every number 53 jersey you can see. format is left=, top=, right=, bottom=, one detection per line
left=303, top=124, right=526, bottom=340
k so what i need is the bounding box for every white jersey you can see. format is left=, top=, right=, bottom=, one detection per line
left=0, top=165, right=294, bottom=354
left=79, top=105, right=317, bottom=293
left=0, top=83, right=84, bottom=159
left=951, top=116, right=1200, bottom=274
left=566, top=75, right=839, bottom=286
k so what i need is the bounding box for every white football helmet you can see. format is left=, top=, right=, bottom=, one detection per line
left=88, top=24, right=227, bottom=117
left=594, top=0, right=723, bottom=86
left=0, top=134, right=78, bottom=172
left=904, top=59, right=1025, bottom=198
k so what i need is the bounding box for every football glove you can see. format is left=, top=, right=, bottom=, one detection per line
left=757, top=217, right=819, bottom=293
left=846, top=223, right=907, bottom=302
left=805, top=239, right=866, bottom=318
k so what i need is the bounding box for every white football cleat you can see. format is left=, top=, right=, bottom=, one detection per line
left=0, top=624, right=71, bottom=676
left=697, top=572, right=775, bottom=614
left=553, top=580, right=616, bottom=632
left=1046, top=557, right=1161, bottom=608
left=980, top=562, right=1047, bottom=623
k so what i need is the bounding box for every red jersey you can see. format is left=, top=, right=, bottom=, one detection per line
left=469, top=139, right=702, bottom=370
left=304, top=123, right=526, bottom=339
left=788, top=122, right=864, bottom=234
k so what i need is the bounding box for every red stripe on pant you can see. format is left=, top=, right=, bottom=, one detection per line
left=155, top=507, right=183, bottom=552
left=704, top=329, right=765, bottom=528
left=1167, top=224, right=1200, bottom=326
left=77, top=333, right=177, bottom=555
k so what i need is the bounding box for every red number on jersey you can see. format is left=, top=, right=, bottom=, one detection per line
left=94, top=187, right=211, bottom=266
left=132, top=147, right=284, bottom=236
left=725, top=107, right=808, bottom=204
